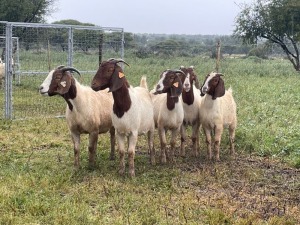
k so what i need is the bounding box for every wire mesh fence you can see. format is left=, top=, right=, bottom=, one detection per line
left=0, top=22, right=124, bottom=119
left=0, top=21, right=297, bottom=120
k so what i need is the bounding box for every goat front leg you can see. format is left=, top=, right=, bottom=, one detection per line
left=197, top=124, right=202, bottom=156
left=88, top=131, right=99, bottom=168
left=116, top=132, right=126, bottom=176
left=180, top=123, right=187, bottom=157
left=214, top=125, right=223, bottom=161
left=170, top=127, right=180, bottom=163
left=158, top=127, right=167, bottom=164
left=191, top=122, right=200, bottom=157
left=229, top=125, right=235, bottom=156
left=128, top=131, right=138, bottom=178
left=203, top=128, right=212, bottom=160
left=148, top=128, right=155, bottom=165
left=109, top=127, right=116, bottom=160
left=71, top=132, right=81, bottom=169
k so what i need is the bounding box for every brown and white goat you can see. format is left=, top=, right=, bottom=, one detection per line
left=39, top=66, right=115, bottom=169
left=179, top=66, right=202, bottom=157
left=91, top=59, right=155, bottom=178
left=199, top=72, right=237, bottom=161
left=151, top=69, right=185, bottom=163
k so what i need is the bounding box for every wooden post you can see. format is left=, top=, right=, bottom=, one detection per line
left=47, top=39, right=51, bottom=71
left=98, top=33, right=104, bottom=66
left=215, top=40, right=221, bottom=73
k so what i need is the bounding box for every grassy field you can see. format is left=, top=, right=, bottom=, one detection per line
left=0, top=54, right=299, bottom=224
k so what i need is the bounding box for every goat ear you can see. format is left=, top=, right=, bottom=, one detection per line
left=213, top=76, right=225, bottom=99
left=109, top=69, right=124, bottom=92
left=56, top=73, right=72, bottom=95
left=170, top=77, right=183, bottom=98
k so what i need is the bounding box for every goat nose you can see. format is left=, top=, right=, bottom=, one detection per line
left=156, top=84, right=161, bottom=90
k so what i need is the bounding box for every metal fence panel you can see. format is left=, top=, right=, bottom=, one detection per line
left=0, top=22, right=124, bottom=119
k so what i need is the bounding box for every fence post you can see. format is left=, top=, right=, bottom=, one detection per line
left=5, top=23, right=13, bottom=119
left=215, top=40, right=221, bottom=73
left=98, top=32, right=103, bottom=66
left=68, top=27, right=73, bottom=67
left=121, top=28, right=125, bottom=70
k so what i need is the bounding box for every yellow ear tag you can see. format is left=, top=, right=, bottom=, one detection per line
left=60, top=81, right=67, bottom=87
left=173, top=82, right=179, bottom=88
left=119, top=72, right=125, bottom=78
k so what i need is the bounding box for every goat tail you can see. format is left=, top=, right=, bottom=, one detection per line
left=140, top=75, right=148, bottom=90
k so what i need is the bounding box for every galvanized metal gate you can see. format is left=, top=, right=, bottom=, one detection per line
left=0, top=21, right=124, bottom=119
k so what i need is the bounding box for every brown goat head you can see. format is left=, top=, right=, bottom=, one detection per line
left=47, top=66, right=80, bottom=96
left=91, top=58, right=129, bottom=92
left=180, top=66, right=200, bottom=91
left=154, top=69, right=185, bottom=98
left=200, top=72, right=225, bottom=100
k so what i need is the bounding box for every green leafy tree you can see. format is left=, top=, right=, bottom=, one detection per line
left=0, top=0, right=56, bottom=23
left=0, top=0, right=57, bottom=55
left=234, top=0, right=300, bottom=71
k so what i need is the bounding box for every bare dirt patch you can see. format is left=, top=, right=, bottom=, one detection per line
left=174, top=153, right=300, bottom=222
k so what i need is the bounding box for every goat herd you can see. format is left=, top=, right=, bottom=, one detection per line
left=39, top=58, right=237, bottom=177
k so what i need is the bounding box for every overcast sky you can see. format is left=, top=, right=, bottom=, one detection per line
left=47, top=0, right=253, bottom=35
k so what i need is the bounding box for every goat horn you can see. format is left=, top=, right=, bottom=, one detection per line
left=110, top=58, right=130, bottom=67
left=61, top=67, right=81, bottom=76
left=172, top=70, right=186, bottom=76
left=56, top=65, right=65, bottom=69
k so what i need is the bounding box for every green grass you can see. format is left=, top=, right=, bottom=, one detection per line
left=0, top=54, right=300, bottom=224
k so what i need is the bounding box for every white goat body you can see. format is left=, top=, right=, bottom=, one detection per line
left=91, top=59, right=155, bottom=177
left=200, top=72, right=237, bottom=161
left=39, top=66, right=115, bottom=168
left=151, top=69, right=185, bottom=163
left=152, top=92, right=184, bottom=130
left=179, top=66, right=202, bottom=157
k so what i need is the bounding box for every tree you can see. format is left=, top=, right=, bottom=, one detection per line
left=234, top=0, right=300, bottom=71
left=52, top=20, right=99, bottom=52
left=0, top=0, right=57, bottom=23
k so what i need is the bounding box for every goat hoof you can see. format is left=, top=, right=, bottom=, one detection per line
left=150, top=158, right=156, bottom=165
left=129, top=170, right=135, bottom=178
left=160, top=157, right=167, bottom=164
left=118, top=168, right=125, bottom=176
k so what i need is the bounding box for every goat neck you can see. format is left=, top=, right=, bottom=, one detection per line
left=181, top=87, right=194, bottom=105
left=112, top=82, right=132, bottom=118
left=109, top=65, right=132, bottom=118
left=166, top=90, right=180, bottom=110
left=62, top=77, right=77, bottom=111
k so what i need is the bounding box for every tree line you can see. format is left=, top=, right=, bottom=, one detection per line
left=0, top=0, right=299, bottom=70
